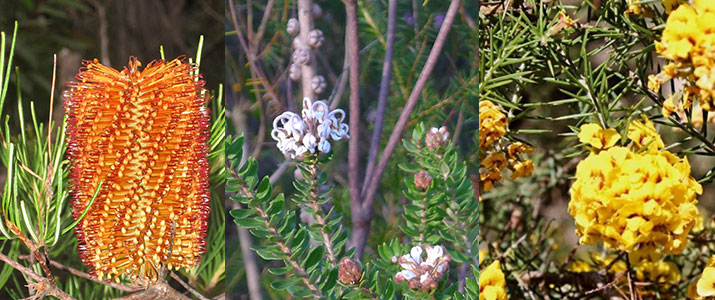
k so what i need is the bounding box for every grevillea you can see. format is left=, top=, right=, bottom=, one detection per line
left=64, top=57, right=210, bottom=282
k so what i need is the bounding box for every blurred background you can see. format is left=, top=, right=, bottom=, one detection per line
left=0, top=0, right=223, bottom=129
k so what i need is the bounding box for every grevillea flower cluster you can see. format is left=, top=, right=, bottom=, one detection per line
left=569, top=118, right=702, bottom=265
left=479, top=260, right=507, bottom=300
left=65, top=57, right=210, bottom=282
left=271, top=97, right=349, bottom=159
left=479, top=100, right=533, bottom=192
left=648, top=0, right=715, bottom=126
left=394, top=245, right=450, bottom=291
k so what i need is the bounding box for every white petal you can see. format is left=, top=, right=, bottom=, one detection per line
left=410, top=246, right=423, bottom=264
left=420, top=273, right=429, bottom=283
left=397, top=270, right=417, bottom=281
left=318, top=139, right=331, bottom=153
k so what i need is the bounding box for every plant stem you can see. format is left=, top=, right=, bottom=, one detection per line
left=297, top=0, right=317, bottom=101
left=362, top=0, right=397, bottom=197
left=308, top=163, right=336, bottom=267
left=357, top=0, right=462, bottom=259
left=0, top=252, right=75, bottom=300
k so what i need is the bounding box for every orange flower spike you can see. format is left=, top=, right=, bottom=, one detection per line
left=64, top=57, right=211, bottom=282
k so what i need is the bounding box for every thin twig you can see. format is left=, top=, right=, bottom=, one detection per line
left=228, top=0, right=286, bottom=111
left=170, top=272, right=210, bottom=300
left=0, top=252, right=75, bottom=300
left=254, top=0, right=275, bottom=47
left=357, top=0, right=462, bottom=258
left=18, top=255, right=138, bottom=293
left=362, top=0, right=398, bottom=197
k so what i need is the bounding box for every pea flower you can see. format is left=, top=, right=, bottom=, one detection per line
left=271, top=97, right=349, bottom=159
left=479, top=261, right=507, bottom=300
left=394, top=245, right=450, bottom=291
left=697, top=256, right=715, bottom=298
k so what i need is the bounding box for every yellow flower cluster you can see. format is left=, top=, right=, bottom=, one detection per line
left=479, top=101, right=533, bottom=192
left=479, top=261, right=508, bottom=300
left=693, top=256, right=715, bottom=299
left=569, top=119, right=702, bottom=265
left=626, top=0, right=686, bottom=16
left=649, top=0, right=715, bottom=126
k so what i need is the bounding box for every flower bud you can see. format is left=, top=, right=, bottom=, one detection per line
left=311, top=75, right=327, bottom=94
left=289, top=64, right=302, bottom=81
left=338, top=258, right=362, bottom=285
left=308, top=29, right=324, bottom=48
left=425, top=126, right=450, bottom=151
left=414, top=170, right=432, bottom=191
left=287, top=18, right=299, bottom=35
left=292, top=48, right=310, bottom=65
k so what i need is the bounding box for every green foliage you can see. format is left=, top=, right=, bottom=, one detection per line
left=228, top=122, right=478, bottom=298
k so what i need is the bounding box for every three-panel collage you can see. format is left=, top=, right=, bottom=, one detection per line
left=2, top=0, right=714, bottom=299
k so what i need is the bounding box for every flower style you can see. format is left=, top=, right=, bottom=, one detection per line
left=65, top=57, right=211, bottom=282
left=271, top=97, right=349, bottom=159
left=569, top=123, right=702, bottom=265
left=479, top=261, right=507, bottom=300
left=394, top=245, right=451, bottom=291
left=649, top=0, right=715, bottom=125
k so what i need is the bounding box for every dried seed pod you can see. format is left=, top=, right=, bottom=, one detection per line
left=292, top=48, right=310, bottom=65
left=288, top=64, right=302, bottom=81
left=338, top=258, right=362, bottom=285
left=308, top=29, right=324, bottom=48
left=65, top=57, right=210, bottom=282
left=414, top=170, right=432, bottom=191
left=287, top=18, right=299, bottom=35
left=311, top=75, right=327, bottom=94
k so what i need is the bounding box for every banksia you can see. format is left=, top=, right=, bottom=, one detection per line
left=64, top=57, right=210, bottom=282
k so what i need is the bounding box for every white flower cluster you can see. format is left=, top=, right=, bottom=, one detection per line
left=394, top=245, right=450, bottom=291
left=271, top=97, right=350, bottom=159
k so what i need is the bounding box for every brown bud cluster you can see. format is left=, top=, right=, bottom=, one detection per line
left=414, top=170, right=432, bottom=191
left=338, top=258, right=362, bottom=285
left=64, top=57, right=210, bottom=282
left=425, top=126, right=450, bottom=151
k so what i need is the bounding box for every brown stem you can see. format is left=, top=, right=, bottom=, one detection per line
left=228, top=0, right=286, bottom=111
left=254, top=0, right=275, bottom=47
left=170, top=272, right=210, bottom=300
left=362, top=0, right=398, bottom=197
left=341, top=0, right=364, bottom=259
left=5, top=220, right=55, bottom=285
left=0, top=252, right=75, bottom=300
left=18, top=255, right=139, bottom=293
left=357, top=0, right=462, bottom=258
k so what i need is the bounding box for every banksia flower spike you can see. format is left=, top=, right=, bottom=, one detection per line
left=64, top=57, right=211, bottom=282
